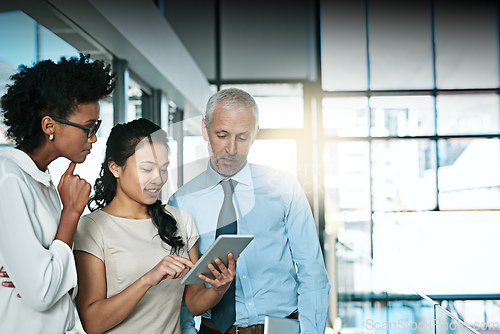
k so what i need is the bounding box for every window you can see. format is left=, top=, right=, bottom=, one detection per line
left=248, top=139, right=297, bottom=176
left=437, top=93, right=500, bottom=135
left=370, top=96, right=435, bottom=137
left=127, top=78, right=143, bottom=121
left=371, top=139, right=436, bottom=211
left=320, top=0, right=500, bottom=301
left=434, top=0, right=499, bottom=89
left=221, top=83, right=304, bottom=129
left=323, top=97, right=369, bottom=137
left=368, top=0, right=434, bottom=90
left=438, top=138, right=500, bottom=210
left=321, top=0, right=367, bottom=91
left=324, top=141, right=372, bottom=256
left=0, top=11, right=39, bottom=146
left=0, top=11, right=37, bottom=69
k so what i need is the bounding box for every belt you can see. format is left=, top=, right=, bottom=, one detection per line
left=201, top=312, right=299, bottom=334
left=202, top=318, right=264, bottom=334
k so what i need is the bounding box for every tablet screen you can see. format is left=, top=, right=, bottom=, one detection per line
left=180, top=234, right=254, bottom=285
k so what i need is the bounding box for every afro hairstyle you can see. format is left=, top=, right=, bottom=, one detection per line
left=1, top=53, right=116, bottom=151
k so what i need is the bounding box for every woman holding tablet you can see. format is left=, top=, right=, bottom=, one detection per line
left=73, top=118, right=235, bottom=334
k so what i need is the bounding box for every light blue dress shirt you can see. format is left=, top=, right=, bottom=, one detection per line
left=169, top=163, right=330, bottom=334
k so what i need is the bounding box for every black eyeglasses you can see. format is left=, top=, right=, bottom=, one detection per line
left=51, top=116, right=102, bottom=138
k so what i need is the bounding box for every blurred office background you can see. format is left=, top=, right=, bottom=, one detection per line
left=1, top=0, right=499, bottom=333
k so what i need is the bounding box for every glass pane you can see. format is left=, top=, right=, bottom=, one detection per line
left=435, top=305, right=478, bottom=334
left=372, top=139, right=437, bottom=211
left=438, top=138, right=500, bottom=210
left=373, top=211, right=500, bottom=295
left=0, top=61, right=16, bottom=97
left=370, top=96, right=435, bottom=137
left=97, top=98, right=114, bottom=141
left=248, top=139, right=297, bottom=176
left=323, top=97, right=369, bottom=137
left=220, top=83, right=303, bottom=129
left=160, top=94, right=170, bottom=130
left=336, top=238, right=437, bottom=334
left=39, top=24, right=79, bottom=61
left=127, top=80, right=142, bottom=121
left=386, top=282, right=436, bottom=334
left=436, top=93, right=500, bottom=135
left=1, top=50, right=17, bottom=146
left=161, top=138, right=178, bottom=201
left=0, top=11, right=36, bottom=69
left=369, top=0, right=434, bottom=90
left=164, top=0, right=216, bottom=80
left=321, top=0, right=368, bottom=91
left=435, top=0, right=499, bottom=89
left=336, top=242, right=388, bottom=332
left=220, top=0, right=309, bottom=80
left=324, top=141, right=371, bottom=256
left=0, top=12, right=34, bottom=146
left=253, top=96, right=303, bottom=129
left=183, top=135, right=209, bottom=184
left=0, top=124, right=13, bottom=146
left=443, top=300, right=500, bottom=332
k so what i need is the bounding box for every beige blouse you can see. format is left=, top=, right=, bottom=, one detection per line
left=74, top=205, right=198, bottom=334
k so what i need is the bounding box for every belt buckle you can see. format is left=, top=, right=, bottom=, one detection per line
left=235, top=324, right=258, bottom=334
left=234, top=325, right=247, bottom=334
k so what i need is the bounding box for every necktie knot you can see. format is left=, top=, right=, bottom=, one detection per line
left=221, top=179, right=235, bottom=196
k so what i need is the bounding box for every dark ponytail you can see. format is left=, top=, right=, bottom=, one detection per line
left=88, top=118, right=184, bottom=254
left=149, top=200, right=184, bottom=254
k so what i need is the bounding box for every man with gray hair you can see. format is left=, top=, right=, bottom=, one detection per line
left=169, top=88, right=330, bottom=334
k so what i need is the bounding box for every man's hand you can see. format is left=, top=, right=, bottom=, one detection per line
left=198, top=252, right=236, bottom=294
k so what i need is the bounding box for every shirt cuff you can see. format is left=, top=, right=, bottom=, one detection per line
left=298, top=284, right=331, bottom=334
left=50, top=239, right=78, bottom=291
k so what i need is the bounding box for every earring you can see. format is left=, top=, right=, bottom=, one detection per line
left=49, top=134, right=54, bottom=141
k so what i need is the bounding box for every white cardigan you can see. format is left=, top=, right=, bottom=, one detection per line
left=0, top=147, right=77, bottom=333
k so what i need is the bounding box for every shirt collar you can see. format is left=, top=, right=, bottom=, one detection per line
left=205, top=161, right=252, bottom=190
left=0, top=147, right=53, bottom=187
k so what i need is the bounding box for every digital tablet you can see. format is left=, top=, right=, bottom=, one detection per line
left=180, top=234, right=254, bottom=285
left=264, top=316, right=300, bottom=334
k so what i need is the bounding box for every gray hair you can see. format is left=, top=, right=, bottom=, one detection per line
left=205, top=88, right=259, bottom=131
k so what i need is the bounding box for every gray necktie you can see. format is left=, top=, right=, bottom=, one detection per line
left=211, top=179, right=237, bottom=333
left=216, top=179, right=237, bottom=236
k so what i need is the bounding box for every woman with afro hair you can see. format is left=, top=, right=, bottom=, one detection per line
left=0, top=54, right=115, bottom=333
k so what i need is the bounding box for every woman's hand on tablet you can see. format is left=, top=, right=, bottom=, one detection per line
left=146, top=255, right=194, bottom=286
